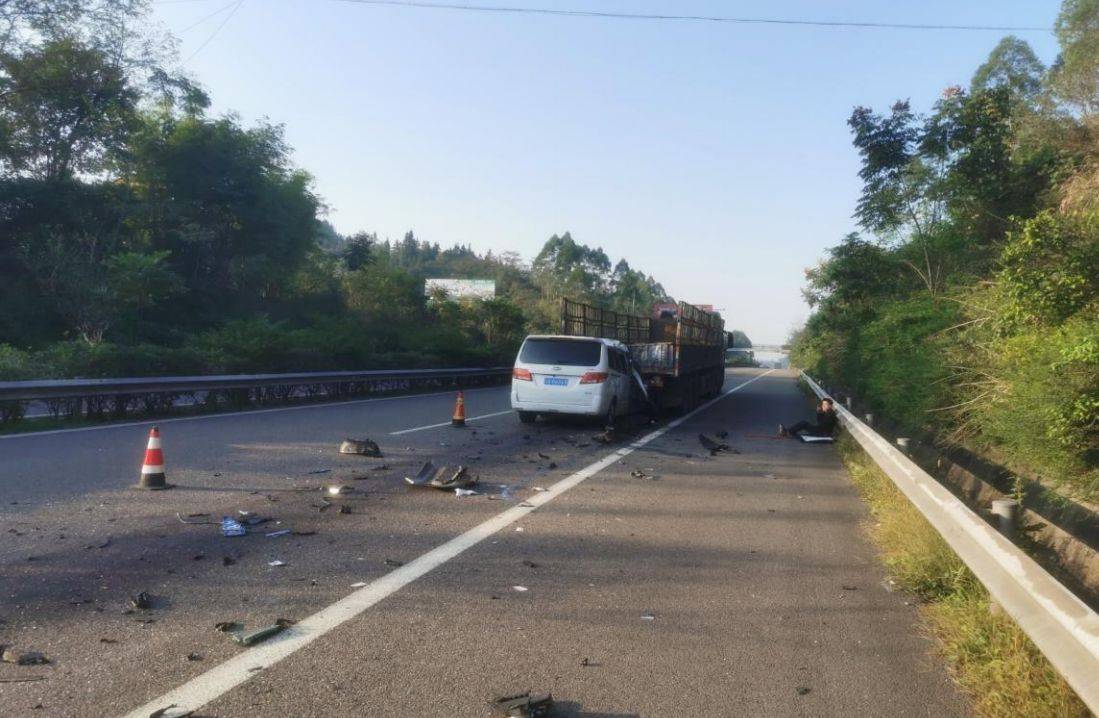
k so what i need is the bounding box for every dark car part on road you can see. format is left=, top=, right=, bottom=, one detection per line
left=490, top=691, right=555, bottom=717
left=339, top=438, right=382, bottom=457
left=404, top=461, right=477, bottom=490
left=1, top=646, right=50, bottom=665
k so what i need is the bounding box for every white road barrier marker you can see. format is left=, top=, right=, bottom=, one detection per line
left=389, top=409, right=514, bottom=435
left=120, top=370, right=774, bottom=718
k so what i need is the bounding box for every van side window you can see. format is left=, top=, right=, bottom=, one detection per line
left=610, top=349, right=625, bottom=374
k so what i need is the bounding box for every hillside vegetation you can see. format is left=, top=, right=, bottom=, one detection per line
left=792, top=0, right=1099, bottom=501
left=0, top=2, right=673, bottom=384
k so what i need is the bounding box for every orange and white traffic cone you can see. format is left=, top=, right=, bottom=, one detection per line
left=136, top=426, right=172, bottom=490
left=451, top=391, right=466, bottom=427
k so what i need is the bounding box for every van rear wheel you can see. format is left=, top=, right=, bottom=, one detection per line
left=517, top=410, right=538, bottom=424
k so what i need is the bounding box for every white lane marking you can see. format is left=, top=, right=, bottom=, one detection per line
left=0, top=386, right=507, bottom=441
left=389, top=409, right=514, bottom=435
left=120, top=370, right=774, bottom=718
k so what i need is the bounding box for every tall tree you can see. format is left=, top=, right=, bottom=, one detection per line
left=0, top=38, right=138, bottom=180
left=971, top=36, right=1045, bottom=99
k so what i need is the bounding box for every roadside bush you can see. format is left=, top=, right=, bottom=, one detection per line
left=36, top=341, right=205, bottom=378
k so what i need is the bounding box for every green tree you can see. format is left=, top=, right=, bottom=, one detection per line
left=971, top=36, right=1045, bottom=99
left=1051, top=0, right=1099, bottom=112
left=0, top=38, right=138, bottom=180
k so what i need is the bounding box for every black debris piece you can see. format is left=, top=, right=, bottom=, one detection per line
left=547, top=462, right=558, bottom=470
left=186, top=652, right=203, bottom=661
left=337, top=505, right=353, bottom=515
left=130, top=592, right=152, bottom=610
left=222, top=556, right=236, bottom=567
left=537, top=453, right=550, bottom=460
left=384, top=558, right=404, bottom=567
left=698, top=433, right=739, bottom=456
left=796, top=687, right=812, bottom=696
left=490, top=691, right=554, bottom=718
left=522, top=560, right=539, bottom=569
left=214, top=621, right=243, bottom=633
left=405, top=461, right=477, bottom=490
left=1, top=646, right=49, bottom=665
left=592, top=430, right=614, bottom=444
left=100, top=638, right=118, bottom=644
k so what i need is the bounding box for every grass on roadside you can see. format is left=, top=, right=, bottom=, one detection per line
left=836, top=433, right=1090, bottom=718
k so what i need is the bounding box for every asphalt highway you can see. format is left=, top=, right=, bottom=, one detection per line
left=0, top=368, right=967, bottom=717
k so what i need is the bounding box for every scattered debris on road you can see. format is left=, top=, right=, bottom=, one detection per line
left=640, top=612, right=656, bottom=621
left=384, top=558, right=404, bottom=567
left=220, top=517, right=247, bottom=537
left=185, top=652, right=203, bottom=662
left=267, top=560, right=286, bottom=567
left=130, top=592, right=153, bottom=610
left=796, top=686, right=812, bottom=696
left=326, top=484, right=354, bottom=495
left=177, top=512, right=216, bottom=525
left=490, top=691, right=554, bottom=718
left=265, top=529, right=291, bottom=538
left=522, top=560, right=539, bottom=568
left=339, top=438, right=382, bottom=457
left=455, top=488, right=478, bottom=497
left=1, top=646, right=49, bottom=665
left=215, top=621, right=243, bottom=633
left=512, top=585, right=529, bottom=592
left=698, top=433, right=740, bottom=456
left=404, top=461, right=477, bottom=490
left=222, top=556, right=236, bottom=566
left=230, top=618, right=296, bottom=647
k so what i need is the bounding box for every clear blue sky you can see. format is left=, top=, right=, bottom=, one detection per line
left=150, top=0, right=1062, bottom=344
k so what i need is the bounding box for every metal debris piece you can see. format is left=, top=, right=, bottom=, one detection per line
left=455, top=488, right=478, bottom=497
left=339, top=438, right=382, bottom=457
left=215, top=621, right=243, bottom=633
left=305, top=468, right=333, bottom=475
left=268, top=560, right=286, bottom=567
left=630, top=469, right=650, bottom=479
left=351, top=582, right=368, bottom=588
left=220, top=517, right=247, bottom=537
left=384, top=558, right=404, bottom=567
left=130, top=592, right=152, bottom=610
left=490, top=691, right=554, bottom=718
left=640, top=612, right=656, bottom=621
left=265, top=529, right=291, bottom=538
left=231, top=618, right=296, bottom=647
left=326, top=485, right=353, bottom=495
left=512, top=585, right=529, bottom=592
left=404, top=461, right=477, bottom=490
left=177, top=513, right=216, bottom=525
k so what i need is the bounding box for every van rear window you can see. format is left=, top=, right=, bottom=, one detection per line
left=520, top=339, right=602, bottom=367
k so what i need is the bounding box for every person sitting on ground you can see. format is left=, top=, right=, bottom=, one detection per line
left=779, top=398, right=838, bottom=439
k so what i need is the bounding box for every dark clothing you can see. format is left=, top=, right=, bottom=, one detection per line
left=789, top=408, right=838, bottom=438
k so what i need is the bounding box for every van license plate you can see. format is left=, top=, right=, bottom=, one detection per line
left=543, top=377, right=568, bottom=386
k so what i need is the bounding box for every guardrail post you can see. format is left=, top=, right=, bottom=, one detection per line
left=864, top=413, right=873, bottom=425
left=991, top=499, right=1018, bottom=538
left=895, top=437, right=910, bottom=453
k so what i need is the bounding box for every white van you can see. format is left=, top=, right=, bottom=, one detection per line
left=510, top=335, right=635, bottom=426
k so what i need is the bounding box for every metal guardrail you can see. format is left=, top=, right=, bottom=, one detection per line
left=0, top=368, right=512, bottom=424
left=0, top=368, right=511, bottom=401
left=802, top=372, right=1099, bottom=711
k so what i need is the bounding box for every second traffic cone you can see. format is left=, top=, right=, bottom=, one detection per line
left=451, top=391, right=466, bottom=427
left=136, top=426, right=173, bottom=490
